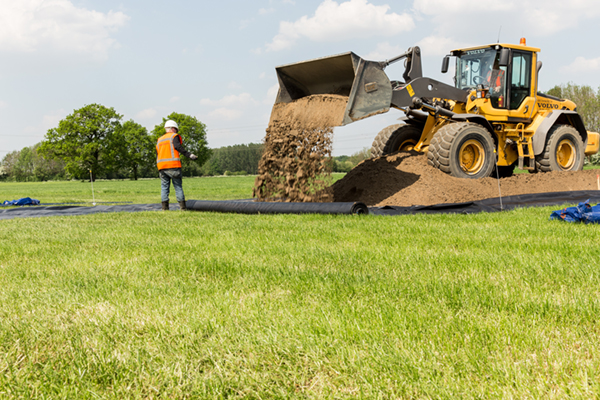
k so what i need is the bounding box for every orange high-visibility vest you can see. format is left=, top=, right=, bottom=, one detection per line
left=486, top=69, right=505, bottom=88
left=156, top=132, right=182, bottom=170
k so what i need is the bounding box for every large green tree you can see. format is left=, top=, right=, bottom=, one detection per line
left=40, top=104, right=122, bottom=180
left=151, top=112, right=211, bottom=176
left=114, top=120, right=154, bottom=180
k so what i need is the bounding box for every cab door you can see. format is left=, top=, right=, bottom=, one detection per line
left=507, top=50, right=536, bottom=119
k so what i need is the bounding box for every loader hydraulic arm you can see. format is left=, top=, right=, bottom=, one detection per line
left=390, top=77, right=468, bottom=110
left=378, top=47, right=423, bottom=84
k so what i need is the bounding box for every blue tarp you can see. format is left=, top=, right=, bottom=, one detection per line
left=2, top=197, right=40, bottom=206
left=550, top=199, right=600, bottom=224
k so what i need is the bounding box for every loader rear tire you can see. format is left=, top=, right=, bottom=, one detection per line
left=371, top=124, right=422, bottom=157
left=428, top=122, right=495, bottom=179
left=535, top=125, right=584, bottom=172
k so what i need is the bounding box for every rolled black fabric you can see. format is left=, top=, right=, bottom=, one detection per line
left=186, top=200, right=369, bottom=215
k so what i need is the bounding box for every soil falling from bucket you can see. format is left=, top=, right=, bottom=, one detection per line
left=253, top=95, right=348, bottom=202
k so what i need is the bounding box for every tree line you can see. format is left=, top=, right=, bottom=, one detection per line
left=0, top=104, right=266, bottom=181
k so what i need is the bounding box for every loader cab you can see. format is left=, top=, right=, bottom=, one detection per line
left=445, top=43, right=539, bottom=114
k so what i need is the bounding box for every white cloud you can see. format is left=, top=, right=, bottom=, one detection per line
left=228, top=81, right=243, bottom=90
left=201, top=93, right=260, bottom=121
left=0, top=100, right=7, bottom=109
left=560, top=56, right=600, bottom=73
left=413, top=0, right=513, bottom=15
left=259, top=8, right=275, bottom=15
left=23, top=109, right=66, bottom=134
left=135, top=108, right=157, bottom=120
left=200, top=93, right=257, bottom=107
left=416, top=36, right=466, bottom=56
left=266, top=0, right=414, bottom=51
left=265, top=84, right=280, bottom=105
left=412, top=0, right=600, bottom=36
left=182, top=45, right=203, bottom=55
left=364, top=42, right=405, bottom=61
left=42, top=110, right=66, bottom=129
left=239, top=18, right=253, bottom=30
left=208, top=108, right=244, bottom=120
left=170, top=96, right=180, bottom=103
left=0, top=0, right=129, bottom=60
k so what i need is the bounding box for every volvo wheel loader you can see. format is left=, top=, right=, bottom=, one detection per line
left=274, top=39, right=599, bottom=179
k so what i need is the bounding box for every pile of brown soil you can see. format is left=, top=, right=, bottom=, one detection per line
left=332, top=152, right=600, bottom=207
left=253, top=95, right=348, bottom=202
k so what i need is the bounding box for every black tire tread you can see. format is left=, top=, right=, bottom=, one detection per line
left=427, top=122, right=495, bottom=178
left=535, top=124, right=584, bottom=172
left=427, top=122, right=468, bottom=174
left=371, top=124, right=422, bottom=157
left=371, top=124, right=401, bottom=158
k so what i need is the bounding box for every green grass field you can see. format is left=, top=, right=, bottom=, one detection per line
left=0, top=175, right=260, bottom=204
left=1, top=176, right=600, bottom=398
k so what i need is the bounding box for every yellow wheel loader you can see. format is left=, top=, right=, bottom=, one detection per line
left=274, top=39, right=599, bottom=179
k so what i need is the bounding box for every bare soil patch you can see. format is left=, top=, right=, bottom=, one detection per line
left=253, top=95, right=348, bottom=202
left=332, top=152, right=600, bottom=207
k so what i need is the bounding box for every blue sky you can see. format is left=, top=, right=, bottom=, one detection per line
left=1, top=0, right=600, bottom=158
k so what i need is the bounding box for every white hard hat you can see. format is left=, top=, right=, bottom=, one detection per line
left=164, top=120, right=179, bottom=130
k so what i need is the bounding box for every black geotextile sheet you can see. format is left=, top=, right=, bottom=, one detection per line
left=369, top=190, right=600, bottom=216
left=2, top=191, right=600, bottom=220
left=0, top=203, right=164, bottom=220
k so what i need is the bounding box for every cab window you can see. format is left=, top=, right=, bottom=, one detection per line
left=510, top=52, right=532, bottom=109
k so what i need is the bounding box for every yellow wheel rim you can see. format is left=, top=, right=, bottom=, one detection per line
left=556, top=139, right=576, bottom=170
left=398, top=139, right=418, bottom=152
left=459, top=139, right=485, bottom=175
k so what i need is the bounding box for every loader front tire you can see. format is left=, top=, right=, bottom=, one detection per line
left=371, top=124, right=422, bottom=158
left=428, top=122, right=495, bottom=179
left=535, top=125, right=585, bottom=172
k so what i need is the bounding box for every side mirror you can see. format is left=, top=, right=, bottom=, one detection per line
left=499, top=48, right=510, bottom=67
left=441, top=55, right=450, bottom=73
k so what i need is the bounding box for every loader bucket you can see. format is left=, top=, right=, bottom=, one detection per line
left=275, top=52, right=394, bottom=126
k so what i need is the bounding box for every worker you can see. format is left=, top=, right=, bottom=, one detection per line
left=156, top=120, right=197, bottom=211
left=485, top=58, right=506, bottom=107
left=486, top=59, right=505, bottom=92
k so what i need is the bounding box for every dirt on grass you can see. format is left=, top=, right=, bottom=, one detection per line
left=253, top=94, right=348, bottom=202
left=331, top=151, right=600, bottom=207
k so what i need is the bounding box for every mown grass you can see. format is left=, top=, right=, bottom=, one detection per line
left=0, top=175, right=258, bottom=204
left=1, top=177, right=600, bottom=398
left=0, top=174, right=346, bottom=205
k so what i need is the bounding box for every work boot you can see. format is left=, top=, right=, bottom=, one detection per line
left=179, top=201, right=187, bottom=211
left=161, top=201, right=169, bottom=211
